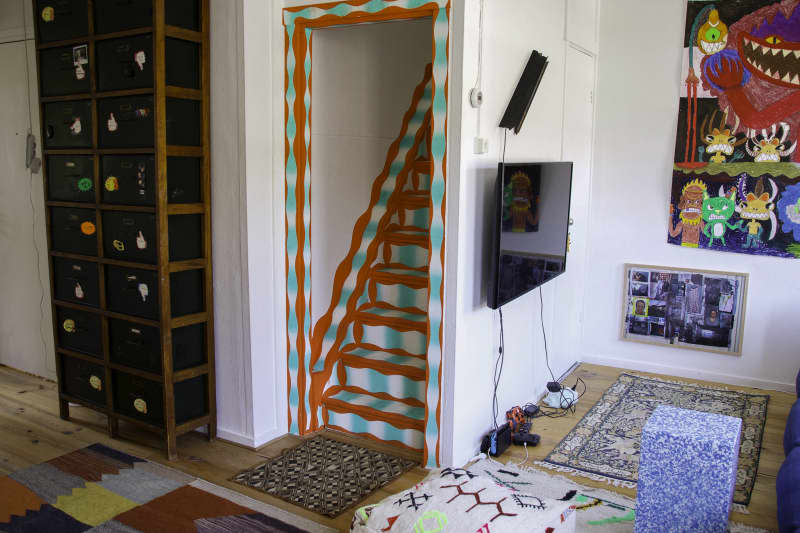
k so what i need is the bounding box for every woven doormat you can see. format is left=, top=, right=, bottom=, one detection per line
left=232, top=436, right=417, bottom=518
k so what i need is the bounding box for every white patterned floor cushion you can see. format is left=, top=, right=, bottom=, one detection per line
left=350, top=466, right=576, bottom=533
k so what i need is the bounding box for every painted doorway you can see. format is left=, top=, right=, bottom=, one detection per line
left=283, top=1, right=450, bottom=468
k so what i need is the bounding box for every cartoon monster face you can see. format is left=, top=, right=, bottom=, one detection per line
left=511, top=173, right=531, bottom=201
left=737, top=5, right=800, bottom=89
left=704, top=127, right=737, bottom=160
left=698, top=9, right=729, bottom=55
left=678, top=179, right=707, bottom=223
left=738, top=175, right=780, bottom=240
left=702, top=189, right=737, bottom=223
left=740, top=192, right=772, bottom=219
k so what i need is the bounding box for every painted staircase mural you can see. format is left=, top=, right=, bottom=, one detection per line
left=309, top=64, right=434, bottom=453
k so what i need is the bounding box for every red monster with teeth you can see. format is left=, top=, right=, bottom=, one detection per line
left=703, top=0, right=800, bottom=161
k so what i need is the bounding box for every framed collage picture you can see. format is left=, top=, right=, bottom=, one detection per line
left=621, top=264, right=748, bottom=355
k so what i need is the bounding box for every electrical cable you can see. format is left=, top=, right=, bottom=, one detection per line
left=492, top=307, right=505, bottom=430
left=473, top=0, right=485, bottom=137
left=538, top=286, right=556, bottom=384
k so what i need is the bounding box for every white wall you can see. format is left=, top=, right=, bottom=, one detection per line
left=0, top=5, right=55, bottom=380
left=310, top=20, right=431, bottom=323
left=586, top=0, right=799, bottom=392
left=444, top=0, right=597, bottom=467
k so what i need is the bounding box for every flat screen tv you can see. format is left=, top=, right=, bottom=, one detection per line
left=487, top=162, right=573, bottom=309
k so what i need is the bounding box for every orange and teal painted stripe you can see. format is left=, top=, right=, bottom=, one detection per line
left=283, top=0, right=449, bottom=467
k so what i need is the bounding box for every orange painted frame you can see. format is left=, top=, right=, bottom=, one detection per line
left=283, top=0, right=450, bottom=467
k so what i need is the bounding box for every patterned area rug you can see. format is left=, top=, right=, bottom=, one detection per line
left=233, top=436, right=417, bottom=518
left=538, top=373, right=769, bottom=506
left=0, top=443, right=335, bottom=532
left=467, top=458, right=766, bottom=533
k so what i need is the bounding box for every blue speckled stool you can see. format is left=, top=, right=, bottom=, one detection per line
left=634, top=405, right=742, bottom=533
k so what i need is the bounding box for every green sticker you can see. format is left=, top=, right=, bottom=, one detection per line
left=77, top=177, right=93, bottom=192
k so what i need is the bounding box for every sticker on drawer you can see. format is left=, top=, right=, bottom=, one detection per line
left=134, top=398, right=147, bottom=414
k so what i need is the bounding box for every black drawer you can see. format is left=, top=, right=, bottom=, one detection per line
left=98, top=96, right=154, bottom=148
left=166, top=98, right=201, bottom=146
left=174, top=376, right=208, bottom=423
left=53, top=257, right=99, bottom=307
left=37, top=0, right=88, bottom=43
left=106, top=266, right=159, bottom=319
left=165, top=0, right=200, bottom=31
left=56, top=306, right=102, bottom=357
left=109, top=319, right=161, bottom=374
left=43, top=100, right=92, bottom=149
left=50, top=207, right=97, bottom=256
left=101, top=155, right=155, bottom=206
left=61, top=355, right=105, bottom=406
left=168, top=215, right=202, bottom=261
left=171, top=269, right=203, bottom=317
left=96, top=35, right=153, bottom=91
left=112, top=372, right=206, bottom=425
left=39, top=44, right=91, bottom=96
left=47, top=156, right=94, bottom=202
left=165, top=38, right=200, bottom=89
left=94, top=0, right=152, bottom=34
left=102, top=211, right=157, bottom=264
left=107, top=321, right=206, bottom=374
left=113, top=371, right=164, bottom=425
left=167, top=157, right=201, bottom=203
left=172, top=323, right=205, bottom=371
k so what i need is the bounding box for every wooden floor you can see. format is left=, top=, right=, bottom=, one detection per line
left=0, top=363, right=793, bottom=532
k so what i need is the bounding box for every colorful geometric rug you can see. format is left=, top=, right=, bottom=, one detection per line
left=0, top=443, right=335, bottom=532
left=232, top=436, right=417, bottom=518
left=538, top=373, right=769, bottom=506
left=471, top=458, right=766, bottom=533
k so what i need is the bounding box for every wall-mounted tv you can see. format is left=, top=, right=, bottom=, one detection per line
left=487, top=162, right=573, bottom=309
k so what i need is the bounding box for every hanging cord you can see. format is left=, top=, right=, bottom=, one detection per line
left=20, top=2, right=49, bottom=362
left=492, top=307, right=505, bottom=430
left=539, top=286, right=556, bottom=383
left=473, top=0, right=485, bottom=136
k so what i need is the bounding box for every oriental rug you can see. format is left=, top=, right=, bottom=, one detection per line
left=0, top=443, right=334, bottom=532
left=538, top=373, right=769, bottom=506
left=232, top=436, right=417, bottom=518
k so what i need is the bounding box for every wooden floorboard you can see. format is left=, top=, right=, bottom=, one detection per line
left=0, top=362, right=792, bottom=532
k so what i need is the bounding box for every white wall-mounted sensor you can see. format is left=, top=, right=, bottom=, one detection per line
left=469, top=88, right=483, bottom=108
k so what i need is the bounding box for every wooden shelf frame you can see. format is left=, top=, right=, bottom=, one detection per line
left=34, top=0, right=215, bottom=460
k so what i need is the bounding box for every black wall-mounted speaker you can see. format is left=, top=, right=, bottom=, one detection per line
left=499, top=50, right=549, bottom=134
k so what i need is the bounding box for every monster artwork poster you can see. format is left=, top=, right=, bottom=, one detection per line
left=670, top=0, right=800, bottom=258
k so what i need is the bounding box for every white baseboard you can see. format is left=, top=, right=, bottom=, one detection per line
left=581, top=354, right=796, bottom=393
left=214, top=426, right=288, bottom=449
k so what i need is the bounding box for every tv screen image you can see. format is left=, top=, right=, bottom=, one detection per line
left=488, top=162, right=573, bottom=309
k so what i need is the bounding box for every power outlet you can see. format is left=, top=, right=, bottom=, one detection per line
left=474, top=137, right=489, bottom=154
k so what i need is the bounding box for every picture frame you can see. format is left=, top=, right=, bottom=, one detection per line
left=621, top=263, right=748, bottom=355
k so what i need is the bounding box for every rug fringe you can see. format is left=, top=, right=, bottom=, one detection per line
left=532, top=461, right=637, bottom=488
left=623, top=372, right=736, bottom=391
left=728, top=520, right=765, bottom=532
left=731, top=503, right=750, bottom=515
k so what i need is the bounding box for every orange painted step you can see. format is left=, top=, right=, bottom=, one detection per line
left=339, top=345, right=427, bottom=381
left=323, top=386, right=425, bottom=431
left=370, top=263, right=429, bottom=289
left=353, top=302, right=427, bottom=333
left=395, top=191, right=430, bottom=210
left=381, top=228, right=429, bottom=248
left=415, top=159, right=433, bottom=174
